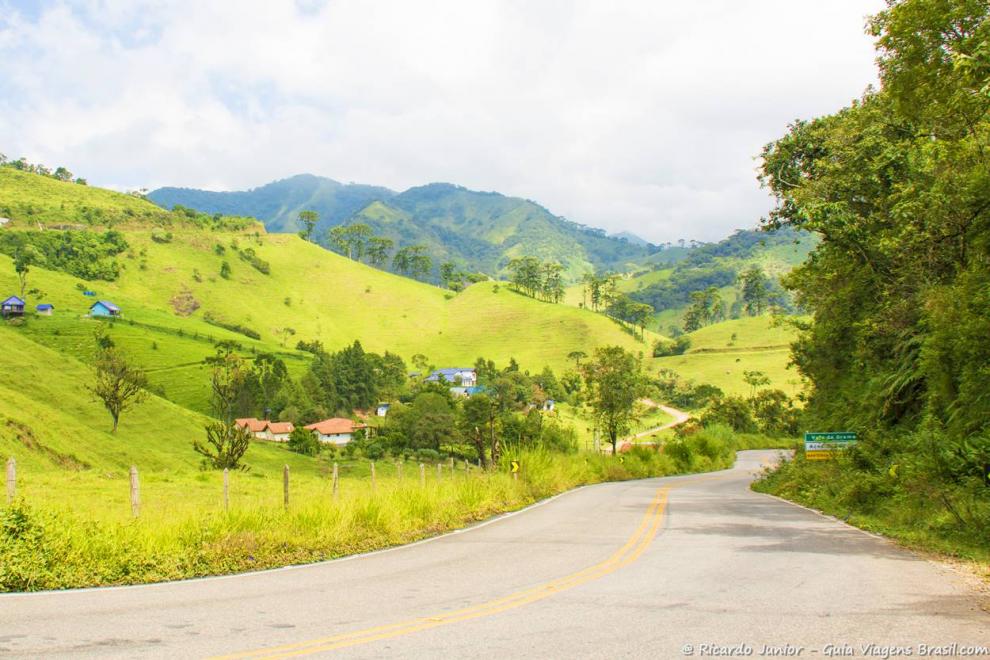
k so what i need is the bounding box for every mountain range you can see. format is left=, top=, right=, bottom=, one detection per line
left=147, top=175, right=662, bottom=280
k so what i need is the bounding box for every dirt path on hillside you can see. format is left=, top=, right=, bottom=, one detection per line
left=630, top=399, right=691, bottom=440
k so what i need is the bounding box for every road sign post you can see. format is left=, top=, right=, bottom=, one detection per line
left=511, top=460, right=520, bottom=481
left=804, top=432, right=858, bottom=460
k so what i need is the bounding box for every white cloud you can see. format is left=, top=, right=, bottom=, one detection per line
left=0, top=0, right=884, bottom=242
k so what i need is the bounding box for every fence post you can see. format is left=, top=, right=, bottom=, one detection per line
left=223, top=468, right=230, bottom=512
left=129, top=465, right=140, bottom=518
left=477, top=458, right=482, bottom=469
left=448, top=457, right=454, bottom=475
left=419, top=463, right=425, bottom=488
left=436, top=463, right=442, bottom=480
left=332, top=462, right=339, bottom=500
left=370, top=461, right=376, bottom=493
left=283, top=464, right=290, bottom=510
left=6, top=457, right=15, bottom=504
left=464, top=459, right=469, bottom=474
left=396, top=461, right=403, bottom=481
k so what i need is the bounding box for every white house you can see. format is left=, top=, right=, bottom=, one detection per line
left=263, top=421, right=294, bottom=442
left=376, top=403, right=391, bottom=417
left=305, top=418, right=367, bottom=445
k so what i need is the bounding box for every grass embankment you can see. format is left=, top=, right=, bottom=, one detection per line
left=653, top=316, right=804, bottom=398
left=753, top=454, right=990, bottom=568
left=1, top=428, right=745, bottom=592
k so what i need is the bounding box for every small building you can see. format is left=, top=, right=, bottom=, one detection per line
left=83, top=291, right=96, bottom=297
left=304, top=418, right=368, bottom=446
left=36, top=304, right=54, bottom=316
left=376, top=403, right=391, bottom=417
left=543, top=399, right=556, bottom=412
left=263, top=421, right=294, bottom=442
left=0, top=217, right=10, bottom=227
left=90, top=300, right=121, bottom=318
left=426, top=368, right=477, bottom=387
left=234, top=417, right=268, bottom=438
left=1, top=296, right=25, bottom=318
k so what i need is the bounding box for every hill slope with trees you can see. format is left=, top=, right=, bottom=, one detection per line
left=148, top=175, right=657, bottom=281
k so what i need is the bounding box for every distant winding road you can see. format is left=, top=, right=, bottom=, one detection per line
left=1, top=451, right=987, bottom=658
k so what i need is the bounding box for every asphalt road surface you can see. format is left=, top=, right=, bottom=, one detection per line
left=2, top=450, right=987, bottom=659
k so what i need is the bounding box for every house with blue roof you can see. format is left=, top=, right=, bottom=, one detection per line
left=1, top=296, right=25, bottom=318
left=89, top=300, right=121, bottom=318
left=425, top=368, right=477, bottom=387
left=36, top=303, right=54, bottom=316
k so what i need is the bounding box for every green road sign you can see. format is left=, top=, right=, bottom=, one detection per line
left=804, top=432, right=858, bottom=460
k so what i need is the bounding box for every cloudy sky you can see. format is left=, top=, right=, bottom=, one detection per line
left=0, top=0, right=883, bottom=242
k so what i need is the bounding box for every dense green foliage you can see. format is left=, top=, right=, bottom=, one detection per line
left=758, top=0, right=990, bottom=547
left=0, top=229, right=128, bottom=281
left=627, top=228, right=806, bottom=318
left=149, top=176, right=656, bottom=282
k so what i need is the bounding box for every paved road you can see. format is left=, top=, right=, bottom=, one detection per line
left=1, top=451, right=987, bottom=659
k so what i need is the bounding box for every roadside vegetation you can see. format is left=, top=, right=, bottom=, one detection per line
left=754, top=0, right=990, bottom=560
left=1, top=425, right=759, bottom=591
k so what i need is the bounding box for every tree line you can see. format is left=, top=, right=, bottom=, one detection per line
left=0, top=153, right=87, bottom=185
left=758, top=0, right=990, bottom=537
left=84, top=322, right=650, bottom=469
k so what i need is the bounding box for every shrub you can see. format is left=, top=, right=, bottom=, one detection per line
left=701, top=395, right=757, bottom=433
left=287, top=427, right=319, bottom=456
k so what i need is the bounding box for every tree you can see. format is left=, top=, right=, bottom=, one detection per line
left=287, top=426, right=319, bottom=456
left=539, top=261, right=565, bottom=302
left=366, top=236, right=394, bottom=267
left=393, top=245, right=432, bottom=280
left=460, top=393, right=498, bottom=467
left=440, top=261, right=459, bottom=289
left=252, top=353, right=288, bottom=417
left=742, top=370, right=771, bottom=397
left=701, top=396, right=757, bottom=433
left=567, top=350, right=587, bottom=368
left=348, top=224, right=373, bottom=260
left=682, top=287, right=725, bottom=332
left=13, top=246, right=42, bottom=298
left=88, top=332, right=148, bottom=433
left=194, top=421, right=252, bottom=470
left=205, top=342, right=252, bottom=424
left=397, top=392, right=456, bottom=451
left=298, top=210, right=319, bottom=242
left=581, top=346, right=644, bottom=454
left=740, top=266, right=771, bottom=316
left=507, top=256, right=541, bottom=297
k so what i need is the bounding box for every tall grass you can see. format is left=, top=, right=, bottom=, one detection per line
left=1, top=440, right=747, bottom=591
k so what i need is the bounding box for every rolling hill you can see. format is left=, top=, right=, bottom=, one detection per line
left=654, top=316, right=803, bottom=398
left=148, top=175, right=659, bottom=281
left=0, top=168, right=661, bottom=418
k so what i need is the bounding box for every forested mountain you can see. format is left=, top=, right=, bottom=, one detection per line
left=625, top=226, right=815, bottom=318
left=148, top=175, right=657, bottom=281
left=148, top=174, right=394, bottom=234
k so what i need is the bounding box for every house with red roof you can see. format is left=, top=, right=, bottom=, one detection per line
left=263, top=421, right=295, bottom=443
left=304, top=418, right=367, bottom=445
left=234, top=418, right=268, bottom=438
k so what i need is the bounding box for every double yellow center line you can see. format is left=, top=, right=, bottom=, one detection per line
left=216, top=486, right=671, bottom=659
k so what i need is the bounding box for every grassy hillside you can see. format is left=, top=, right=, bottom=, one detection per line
left=149, top=176, right=657, bottom=282
left=0, top=325, right=319, bottom=477
left=0, top=168, right=171, bottom=227
left=651, top=316, right=803, bottom=397
left=0, top=170, right=661, bottom=416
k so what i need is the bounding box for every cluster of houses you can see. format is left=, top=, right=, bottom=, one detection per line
left=235, top=416, right=369, bottom=446
left=0, top=295, right=122, bottom=319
